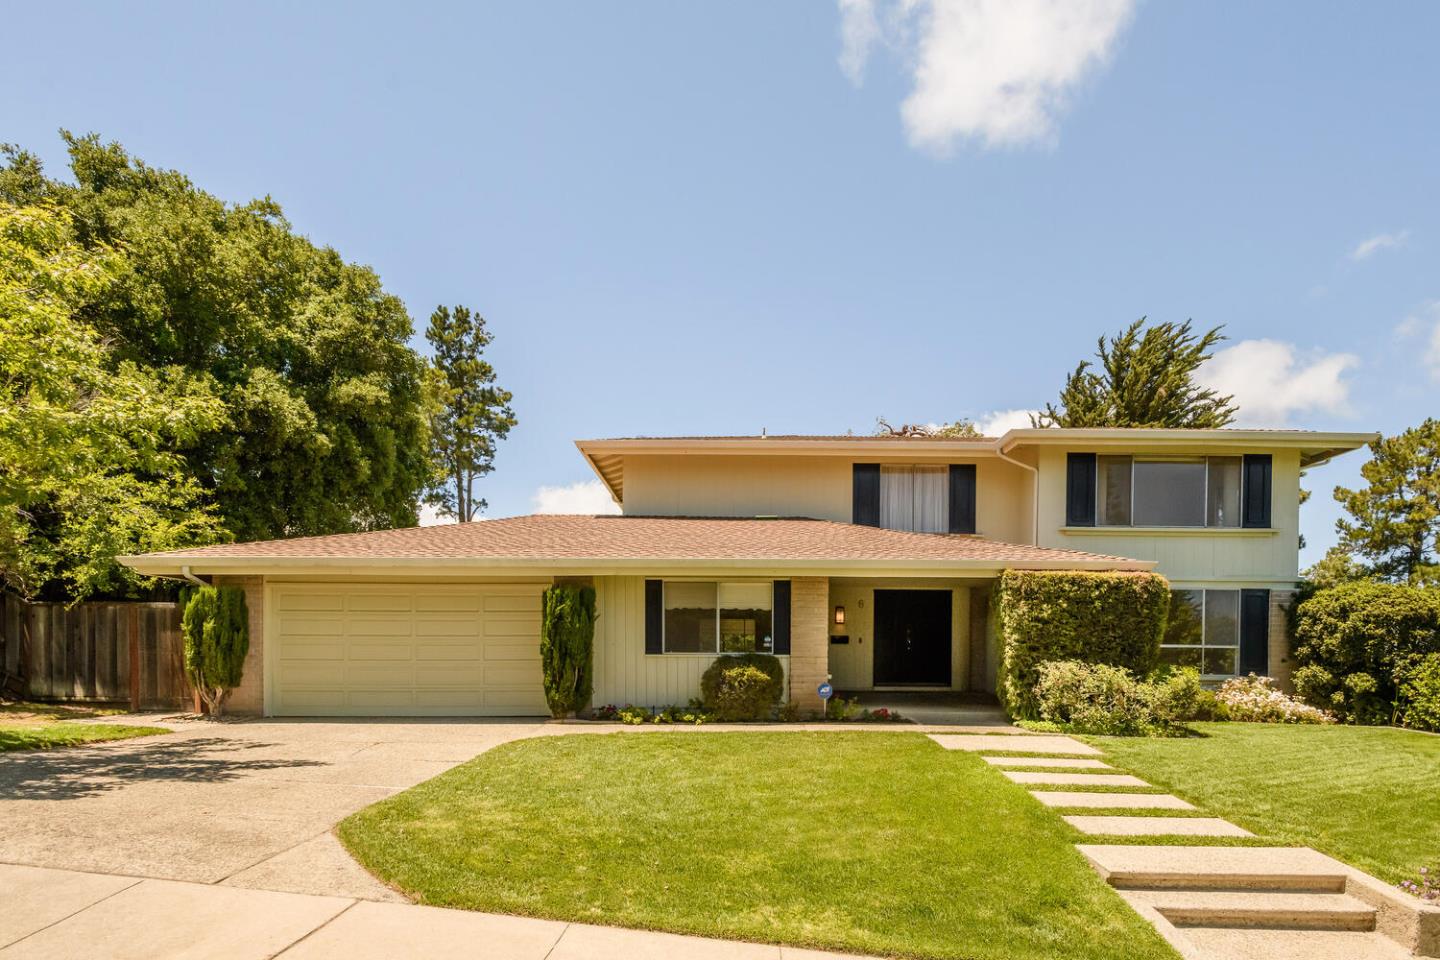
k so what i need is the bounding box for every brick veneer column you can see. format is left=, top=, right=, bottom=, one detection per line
left=788, top=576, right=830, bottom=712
left=213, top=575, right=265, bottom=716
left=1268, top=589, right=1296, bottom=693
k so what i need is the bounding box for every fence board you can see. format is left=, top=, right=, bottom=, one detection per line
left=0, top=595, right=189, bottom=707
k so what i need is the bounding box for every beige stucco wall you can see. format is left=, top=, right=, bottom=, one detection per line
left=1033, top=446, right=1303, bottom=585
left=621, top=453, right=1031, bottom=543
left=827, top=578, right=977, bottom=691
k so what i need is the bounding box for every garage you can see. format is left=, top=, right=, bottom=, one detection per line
left=267, top=582, right=547, bottom=716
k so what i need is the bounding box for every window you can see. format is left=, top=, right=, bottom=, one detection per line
left=880, top=465, right=948, bottom=533
left=1091, top=456, right=1250, bottom=528
left=1160, top=589, right=1241, bottom=676
left=663, top=581, right=774, bottom=654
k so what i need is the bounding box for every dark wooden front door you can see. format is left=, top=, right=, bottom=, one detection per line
left=873, top=590, right=952, bottom=686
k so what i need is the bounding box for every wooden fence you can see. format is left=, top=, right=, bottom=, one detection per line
left=0, top=593, right=192, bottom=709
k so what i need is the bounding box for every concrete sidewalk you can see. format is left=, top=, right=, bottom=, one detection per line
left=0, top=862, right=876, bottom=960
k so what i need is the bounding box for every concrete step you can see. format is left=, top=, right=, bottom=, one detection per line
left=1125, top=889, right=1376, bottom=931
left=1175, top=926, right=1413, bottom=960
left=1031, top=791, right=1195, bottom=810
left=981, top=756, right=1112, bottom=769
left=1003, top=771, right=1149, bottom=787
left=1063, top=815, right=1252, bottom=837
left=926, top=733, right=1101, bottom=755
left=1080, top=845, right=1348, bottom=893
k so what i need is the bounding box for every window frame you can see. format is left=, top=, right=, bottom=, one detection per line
left=1093, top=455, right=1254, bottom=529
left=660, top=579, right=777, bottom=656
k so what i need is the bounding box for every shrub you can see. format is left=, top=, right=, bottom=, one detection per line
left=540, top=584, right=596, bottom=718
left=700, top=653, right=784, bottom=720
left=1031, top=660, right=1199, bottom=736
left=1293, top=582, right=1440, bottom=723
left=180, top=585, right=249, bottom=718
left=1398, top=654, right=1440, bottom=732
left=1216, top=675, right=1333, bottom=724
left=996, top=570, right=1171, bottom=719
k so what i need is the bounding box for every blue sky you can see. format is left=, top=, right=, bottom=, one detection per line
left=5, top=1, right=1437, bottom=563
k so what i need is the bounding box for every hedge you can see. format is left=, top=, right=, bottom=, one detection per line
left=996, top=569, right=1170, bottom=719
left=700, top=653, right=785, bottom=720
left=1292, top=581, right=1440, bottom=725
left=540, top=584, right=597, bottom=718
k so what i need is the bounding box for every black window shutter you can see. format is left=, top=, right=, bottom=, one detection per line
left=852, top=464, right=880, bottom=526
left=1066, top=453, right=1097, bottom=527
left=949, top=464, right=977, bottom=534
left=772, top=580, right=791, bottom=654
left=1242, top=454, right=1273, bottom=528
left=1239, top=589, right=1270, bottom=675
left=644, top=579, right=663, bottom=654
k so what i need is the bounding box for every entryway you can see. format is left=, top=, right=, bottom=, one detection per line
left=873, top=589, right=952, bottom=686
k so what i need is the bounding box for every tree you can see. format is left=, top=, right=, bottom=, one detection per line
left=1034, top=319, right=1237, bottom=428
left=180, top=585, right=250, bottom=718
left=0, top=201, right=226, bottom=599
left=539, top=584, right=596, bottom=718
left=874, top=417, right=981, bottom=437
left=425, top=305, right=516, bottom=521
left=1, top=134, right=434, bottom=550
left=1334, top=419, right=1440, bottom=585
left=1302, top=545, right=1370, bottom=590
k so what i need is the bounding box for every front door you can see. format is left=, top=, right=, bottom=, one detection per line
left=873, top=589, right=952, bottom=686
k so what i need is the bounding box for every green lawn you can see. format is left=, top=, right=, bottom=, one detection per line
left=340, top=732, right=1177, bottom=960
left=0, top=722, right=170, bottom=752
left=1094, top=723, right=1440, bottom=884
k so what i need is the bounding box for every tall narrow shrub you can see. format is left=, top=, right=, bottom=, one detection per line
left=180, top=585, right=250, bottom=718
left=540, top=584, right=596, bottom=718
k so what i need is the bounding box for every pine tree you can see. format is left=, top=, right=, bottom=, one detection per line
left=424, top=305, right=517, bottom=522
left=1334, top=419, right=1440, bottom=584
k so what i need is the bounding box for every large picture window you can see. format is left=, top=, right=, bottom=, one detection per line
left=1161, top=589, right=1240, bottom=676
left=663, top=581, right=774, bottom=654
left=880, top=465, right=948, bottom=533
left=1096, top=456, right=1244, bottom=528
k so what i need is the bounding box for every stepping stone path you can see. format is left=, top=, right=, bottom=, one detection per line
left=928, top=731, right=1437, bottom=959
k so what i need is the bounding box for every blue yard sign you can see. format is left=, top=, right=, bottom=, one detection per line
left=817, top=682, right=833, bottom=701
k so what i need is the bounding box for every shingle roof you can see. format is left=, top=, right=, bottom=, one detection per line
left=129, top=514, right=1146, bottom=569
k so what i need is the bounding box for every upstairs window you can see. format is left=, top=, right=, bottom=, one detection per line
left=879, top=465, right=949, bottom=533
left=1095, top=456, right=1243, bottom=528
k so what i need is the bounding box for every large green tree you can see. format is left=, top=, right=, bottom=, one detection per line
left=1035, top=319, right=1237, bottom=428
left=1, top=133, right=433, bottom=546
left=424, top=305, right=516, bottom=521
left=0, top=201, right=226, bottom=599
left=1334, top=419, right=1440, bottom=585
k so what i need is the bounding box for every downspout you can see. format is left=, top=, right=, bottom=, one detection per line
left=994, top=440, right=1039, bottom=546
left=179, top=565, right=205, bottom=586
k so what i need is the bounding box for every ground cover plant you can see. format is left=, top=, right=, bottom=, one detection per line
left=341, top=732, right=1177, bottom=960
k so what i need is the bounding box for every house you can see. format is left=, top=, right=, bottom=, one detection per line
left=120, top=428, right=1374, bottom=717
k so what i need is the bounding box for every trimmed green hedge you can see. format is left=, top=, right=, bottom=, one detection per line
left=996, top=570, right=1170, bottom=719
left=1292, top=582, right=1440, bottom=725
left=700, top=653, right=785, bottom=720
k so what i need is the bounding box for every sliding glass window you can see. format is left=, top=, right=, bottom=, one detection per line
left=1090, top=456, right=1250, bottom=528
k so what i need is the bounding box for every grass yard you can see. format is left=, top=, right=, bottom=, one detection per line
left=1095, top=723, right=1440, bottom=885
left=340, top=732, right=1177, bottom=960
left=0, top=700, right=169, bottom=752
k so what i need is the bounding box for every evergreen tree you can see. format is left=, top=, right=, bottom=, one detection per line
left=1334, top=419, right=1440, bottom=585
left=1035, top=318, right=1237, bottom=428
left=425, top=305, right=516, bottom=521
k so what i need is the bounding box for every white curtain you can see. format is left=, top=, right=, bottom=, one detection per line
left=880, top=466, right=949, bottom=533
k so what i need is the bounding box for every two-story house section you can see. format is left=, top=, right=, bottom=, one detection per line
left=121, top=428, right=1374, bottom=718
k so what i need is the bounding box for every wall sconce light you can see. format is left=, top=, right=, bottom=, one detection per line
left=834, top=605, right=846, bottom=626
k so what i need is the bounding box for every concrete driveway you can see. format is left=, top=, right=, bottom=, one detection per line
left=0, top=717, right=554, bottom=899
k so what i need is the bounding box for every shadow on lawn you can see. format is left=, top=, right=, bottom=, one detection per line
left=0, top=736, right=326, bottom=800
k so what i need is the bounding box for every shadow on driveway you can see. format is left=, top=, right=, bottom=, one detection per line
left=0, top=737, right=326, bottom=801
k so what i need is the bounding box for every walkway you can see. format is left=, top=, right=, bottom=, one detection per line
left=0, top=862, right=876, bottom=959
left=929, top=731, right=1439, bottom=960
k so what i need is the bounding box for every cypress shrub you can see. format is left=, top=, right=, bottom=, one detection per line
left=1292, top=582, right=1440, bottom=724
left=997, top=569, right=1170, bottom=719
left=180, top=585, right=250, bottom=718
left=540, top=584, right=596, bottom=718
left=700, top=652, right=785, bottom=720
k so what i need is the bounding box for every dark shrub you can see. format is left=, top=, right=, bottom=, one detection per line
left=1293, top=582, right=1440, bottom=723
left=700, top=653, right=785, bottom=720
left=540, top=584, right=596, bottom=718
left=180, top=585, right=249, bottom=718
left=996, top=570, right=1170, bottom=719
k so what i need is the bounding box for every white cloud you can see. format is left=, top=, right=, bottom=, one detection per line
left=532, top=480, right=621, bottom=515
left=1398, top=301, right=1440, bottom=382
left=838, top=0, right=1136, bottom=151
left=1196, top=340, right=1359, bottom=427
left=976, top=409, right=1039, bottom=435
left=417, top=503, right=453, bottom=527
left=1349, top=230, right=1410, bottom=261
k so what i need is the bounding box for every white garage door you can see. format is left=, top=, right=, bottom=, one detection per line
left=269, top=582, right=547, bottom=716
